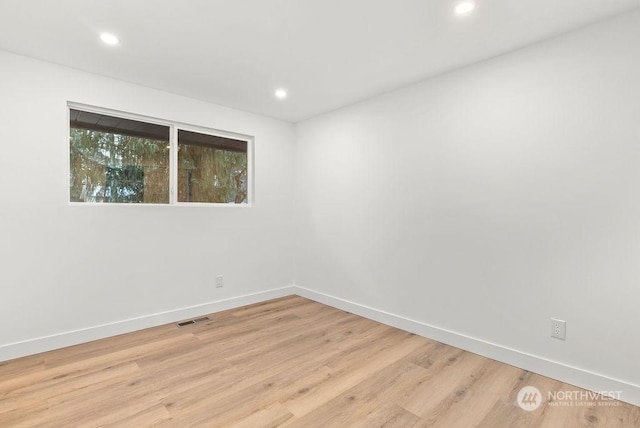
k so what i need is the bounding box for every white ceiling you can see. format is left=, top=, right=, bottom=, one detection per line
left=0, top=0, right=638, bottom=122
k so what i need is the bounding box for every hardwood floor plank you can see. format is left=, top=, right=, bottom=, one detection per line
left=0, top=334, right=197, bottom=395
left=476, top=372, right=562, bottom=428
left=418, top=360, right=522, bottom=427
left=399, top=349, right=488, bottom=416
left=0, top=356, right=45, bottom=383
left=282, top=361, right=428, bottom=427
left=285, top=334, right=426, bottom=418
left=229, top=403, right=295, bottom=428
left=1, top=361, right=140, bottom=415
left=350, top=403, right=421, bottom=428
left=103, top=403, right=173, bottom=428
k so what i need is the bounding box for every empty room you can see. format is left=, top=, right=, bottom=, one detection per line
left=1, top=0, right=639, bottom=426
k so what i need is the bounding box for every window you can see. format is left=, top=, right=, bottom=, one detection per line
left=178, top=130, right=248, bottom=204
left=69, top=106, right=251, bottom=205
left=69, top=109, right=170, bottom=203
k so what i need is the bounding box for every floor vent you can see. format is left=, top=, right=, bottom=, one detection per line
left=176, top=316, right=210, bottom=327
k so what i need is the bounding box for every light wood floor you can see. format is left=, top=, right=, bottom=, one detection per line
left=1, top=296, right=638, bottom=427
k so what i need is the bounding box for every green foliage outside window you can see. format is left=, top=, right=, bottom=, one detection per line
left=69, top=128, right=169, bottom=203
left=70, top=124, right=249, bottom=204
left=178, top=144, right=247, bottom=204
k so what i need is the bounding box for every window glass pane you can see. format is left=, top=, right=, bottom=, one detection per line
left=177, top=129, right=248, bottom=204
left=69, top=109, right=170, bottom=203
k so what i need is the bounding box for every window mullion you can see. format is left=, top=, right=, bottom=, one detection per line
left=170, top=125, right=178, bottom=204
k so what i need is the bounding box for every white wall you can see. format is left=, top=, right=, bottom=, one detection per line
left=0, top=51, right=295, bottom=360
left=294, top=10, right=640, bottom=404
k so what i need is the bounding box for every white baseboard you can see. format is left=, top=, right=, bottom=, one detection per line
left=293, top=285, right=640, bottom=408
left=0, top=286, right=295, bottom=363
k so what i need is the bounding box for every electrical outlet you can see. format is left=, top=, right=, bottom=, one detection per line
left=215, top=275, right=224, bottom=288
left=551, top=318, right=566, bottom=340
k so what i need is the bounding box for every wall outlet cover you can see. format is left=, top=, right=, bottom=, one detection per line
left=551, top=318, right=566, bottom=340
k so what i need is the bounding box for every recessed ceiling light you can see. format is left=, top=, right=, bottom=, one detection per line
left=275, top=89, right=288, bottom=99
left=100, top=33, right=120, bottom=46
left=454, top=1, right=476, bottom=15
